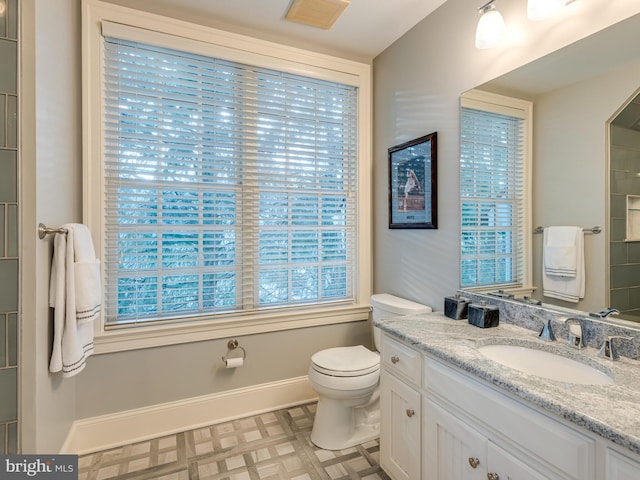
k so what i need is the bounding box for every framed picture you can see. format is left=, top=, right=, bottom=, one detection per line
left=388, top=132, right=437, bottom=229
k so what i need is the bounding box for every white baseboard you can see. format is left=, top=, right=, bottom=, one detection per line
left=62, top=376, right=317, bottom=455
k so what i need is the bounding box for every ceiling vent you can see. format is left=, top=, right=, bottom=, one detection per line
left=285, top=0, right=350, bottom=30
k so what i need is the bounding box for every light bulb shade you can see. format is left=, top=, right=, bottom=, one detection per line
left=527, top=0, right=566, bottom=21
left=475, top=8, right=505, bottom=49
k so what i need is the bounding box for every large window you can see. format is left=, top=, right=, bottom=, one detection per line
left=460, top=90, right=532, bottom=291
left=83, top=2, right=371, bottom=349
left=103, top=37, right=357, bottom=326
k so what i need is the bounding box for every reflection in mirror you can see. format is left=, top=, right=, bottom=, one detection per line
left=610, top=90, right=640, bottom=321
left=459, top=13, right=640, bottom=324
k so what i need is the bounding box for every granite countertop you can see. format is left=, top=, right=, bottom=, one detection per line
left=374, top=312, right=640, bottom=456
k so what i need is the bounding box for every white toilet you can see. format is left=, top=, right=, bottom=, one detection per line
left=308, top=293, right=431, bottom=450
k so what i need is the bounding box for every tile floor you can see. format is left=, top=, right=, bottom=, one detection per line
left=78, top=403, right=390, bottom=480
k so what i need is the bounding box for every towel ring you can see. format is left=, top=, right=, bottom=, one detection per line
left=222, top=338, right=247, bottom=362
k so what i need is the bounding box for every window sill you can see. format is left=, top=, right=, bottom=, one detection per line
left=460, top=285, right=536, bottom=298
left=93, top=304, right=372, bottom=354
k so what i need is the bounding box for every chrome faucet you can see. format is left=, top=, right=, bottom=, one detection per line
left=589, top=308, right=620, bottom=318
left=538, top=318, right=556, bottom=342
left=597, top=335, right=633, bottom=361
left=564, top=317, right=584, bottom=349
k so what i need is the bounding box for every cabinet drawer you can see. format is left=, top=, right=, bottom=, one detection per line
left=382, top=334, right=422, bottom=387
left=425, top=357, right=595, bottom=480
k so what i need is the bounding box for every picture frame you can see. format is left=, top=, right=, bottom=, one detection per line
left=388, top=132, right=437, bottom=229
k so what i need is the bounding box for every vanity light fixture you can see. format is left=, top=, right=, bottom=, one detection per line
left=475, top=1, right=506, bottom=50
left=476, top=0, right=577, bottom=49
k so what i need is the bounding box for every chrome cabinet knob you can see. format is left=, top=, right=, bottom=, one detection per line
left=487, top=473, right=500, bottom=480
left=468, top=457, right=480, bottom=469
left=406, top=409, right=415, bottom=417
left=391, top=355, right=400, bottom=364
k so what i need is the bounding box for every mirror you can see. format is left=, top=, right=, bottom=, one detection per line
left=460, top=13, right=640, bottom=323
left=609, top=90, right=640, bottom=322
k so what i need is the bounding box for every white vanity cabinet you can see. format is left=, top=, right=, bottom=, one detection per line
left=378, top=332, right=640, bottom=480
left=379, top=335, right=422, bottom=480
left=423, top=357, right=595, bottom=480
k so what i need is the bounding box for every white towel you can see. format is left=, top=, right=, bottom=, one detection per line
left=542, top=226, right=585, bottom=303
left=49, top=223, right=101, bottom=378
left=543, top=226, right=580, bottom=277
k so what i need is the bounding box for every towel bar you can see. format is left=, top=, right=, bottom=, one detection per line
left=534, top=226, right=601, bottom=235
left=38, top=223, right=68, bottom=239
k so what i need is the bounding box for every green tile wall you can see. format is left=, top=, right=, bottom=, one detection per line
left=0, top=0, right=19, bottom=454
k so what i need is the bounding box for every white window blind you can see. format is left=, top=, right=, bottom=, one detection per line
left=102, top=36, right=358, bottom=326
left=460, top=99, right=527, bottom=289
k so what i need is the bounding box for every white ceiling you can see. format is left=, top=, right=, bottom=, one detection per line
left=102, top=0, right=449, bottom=61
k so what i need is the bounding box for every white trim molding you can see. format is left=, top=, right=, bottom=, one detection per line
left=61, top=376, right=317, bottom=455
left=95, top=307, right=371, bottom=354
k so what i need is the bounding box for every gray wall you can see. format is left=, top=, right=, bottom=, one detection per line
left=0, top=0, right=19, bottom=455
left=21, top=0, right=82, bottom=453
left=372, top=0, right=640, bottom=310
left=75, top=322, right=370, bottom=418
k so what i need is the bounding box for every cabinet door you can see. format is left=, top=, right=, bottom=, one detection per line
left=606, top=449, right=640, bottom=480
left=487, top=442, right=549, bottom=480
left=380, top=370, right=421, bottom=480
left=422, top=398, right=487, bottom=480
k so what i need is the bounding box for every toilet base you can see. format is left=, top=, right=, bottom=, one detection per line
left=310, top=394, right=380, bottom=450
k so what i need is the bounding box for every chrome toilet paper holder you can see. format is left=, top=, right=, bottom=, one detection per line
left=222, top=339, right=246, bottom=364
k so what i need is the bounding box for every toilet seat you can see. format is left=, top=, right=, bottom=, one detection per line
left=311, top=345, right=380, bottom=377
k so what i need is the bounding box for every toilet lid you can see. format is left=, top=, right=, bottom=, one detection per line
left=311, top=346, right=380, bottom=377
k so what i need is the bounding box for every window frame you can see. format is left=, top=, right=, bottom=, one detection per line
left=82, top=0, right=372, bottom=353
left=459, top=89, right=533, bottom=296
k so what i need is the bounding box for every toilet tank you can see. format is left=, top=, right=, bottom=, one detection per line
left=370, top=293, right=431, bottom=349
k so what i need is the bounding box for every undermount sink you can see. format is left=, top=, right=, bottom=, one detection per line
left=477, top=344, right=614, bottom=385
